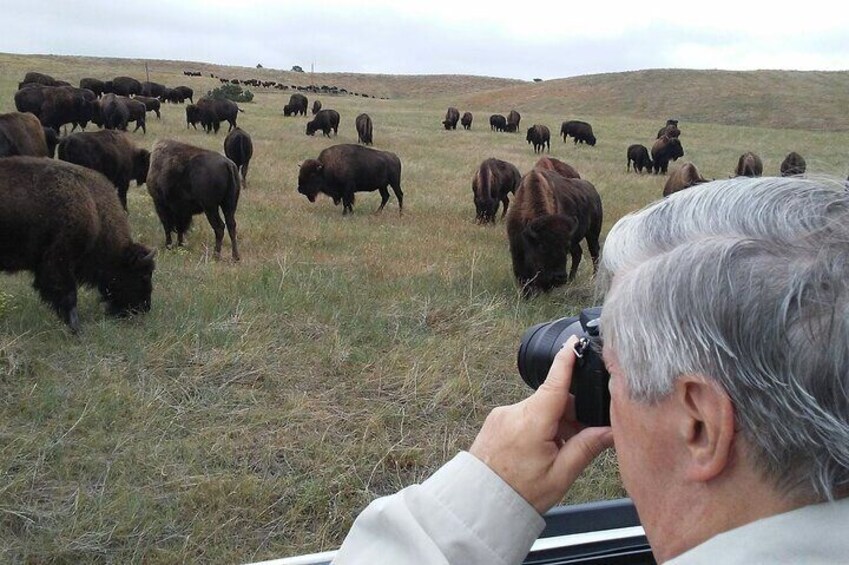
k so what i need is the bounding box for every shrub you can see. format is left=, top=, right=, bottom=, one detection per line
left=206, top=84, right=254, bottom=103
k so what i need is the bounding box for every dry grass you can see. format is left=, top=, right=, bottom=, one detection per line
left=1, top=52, right=849, bottom=563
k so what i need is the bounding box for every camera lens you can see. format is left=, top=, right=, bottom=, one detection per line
left=517, top=315, right=583, bottom=389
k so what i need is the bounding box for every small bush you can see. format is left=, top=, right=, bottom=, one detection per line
left=207, top=84, right=254, bottom=103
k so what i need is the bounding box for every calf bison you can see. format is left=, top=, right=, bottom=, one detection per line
left=312, top=100, right=322, bottom=115
left=526, top=124, right=551, bottom=153
left=0, top=157, right=155, bottom=332
left=134, top=96, right=162, bottom=119
left=57, top=130, right=150, bottom=211
left=780, top=151, right=806, bottom=176
left=506, top=110, right=521, bottom=133
left=561, top=120, right=596, bottom=146
left=283, top=93, right=308, bottom=116
left=298, top=144, right=402, bottom=215
left=490, top=114, right=507, bottom=132
left=443, top=107, right=460, bottom=130
left=306, top=109, right=340, bottom=137
left=506, top=169, right=602, bottom=295
left=0, top=112, right=50, bottom=157
left=663, top=162, right=708, bottom=197
left=146, top=140, right=241, bottom=261
left=224, top=127, right=253, bottom=183
left=461, top=112, right=473, bottom=130
left=651, top=136, right=684, bottom=174
left=534, top=156, right=580, bottom=179
left=356, top=113, right=373, bottom=145
left=626, top=144, right=653, bottom=173
left=196, top=98, right=239, bottom=133
left=735, top=151, right=763, bottom=177
left=472, top=158, right=521, bottom=223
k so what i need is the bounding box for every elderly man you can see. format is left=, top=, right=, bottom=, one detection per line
left=333, top=177, right=849, bottom=564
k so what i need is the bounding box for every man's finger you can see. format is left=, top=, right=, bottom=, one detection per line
left=551, top=427, right=614, bottom=486
left=530, top=335, right=580, bottom=414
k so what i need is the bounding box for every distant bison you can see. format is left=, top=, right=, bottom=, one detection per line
left=626, top=144, right=652, bottom=173
left=0, top=112, right=50, bottom=158
left=283, top=93, right=308, bottom=116
left=0, top=157, right=155, bottom=332
left=146, top=140, right=241, bottom=261
left=651, top=136, right=684, bottom=174
left=356, top=113, right=373, bottom=145
left=534, top=156, right=580, bottom=179
left=19, top=71, right=63, bottom=88
left=306, top=109, right=340, bottom=137
left=224, top=127, right=253, bottom=184
left=506, top=110, right=521, bottom=133
left=561, top=120, right=596, bottom=146
left=57, top=130, right=150, bottom=210
left=140, top=81, right=167, bottom=99
left=443, top=107, right=460, bottom=130
left=298, top=144, right=402, bottom=215
left=735, top=151, right=763, bottom=177
left=196, top=98, right=239, bottom=133
left=490, top=114, right=507, bottom=132
left=663, top=162, right=708, bottom=197
left=526, top=124, right=551, bottom=154
left=780, top=151, right=806, bottom=176
left=506, top=169, right=602, bottom=295
left=472, top=158, right=521, bottom=223
left=312, top=100, right=322, bottom=115
left=107, top=76, right=142, bottom=97
left=461, top=112, right=473, bottom=130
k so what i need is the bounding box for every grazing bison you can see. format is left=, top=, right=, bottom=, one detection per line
left=651, top=136, right=684, bottom=174
left=172, top=86, right=194, bottom=104
left=506, top=169, right=603, bottom=295
left=108, top=76, right=142, bottom=97
left=185, top=104, right=202, bottom=129
left=561, top=120, right=596, bottom=146
left=19, top=85, right=96, bottom=132
left=526, top=124, right=551, bottom=153
left=298, top=144, right=402, bottom=215
left=19, top=71, right=61, bottom=88
left=99, top=94, right=130, bottom=131
left=312, top=100, right=322, bottom=115
left=461, top=112, right=473, bottom=130
left=224, top=127, right=253, bottom=183
left=196, top=98, right=239, bottom=133
left=306, top=109, right=341, bottom=137
left=146, top=140, right=241, bottom=261
left=283, top=93, right=308, bottom=116
left=356, top=113, right=373, bottom=145
left=0, top=157, right=155, bottom=332
left=780, top=151, right=806, bottom=176
left=471, top=158, right=521, bottom=223
left=443, top=107, right=460, bottom=130
left=657, top=119, right=681, bottom=139
left=79, top=78, right=105, bottom=97
left=506, top=110, right=521, bottom=133
left=57, top=130, right=151, bottom=210
left=0, top=112, right=50, bottom=157
left=140, top=81, right=167, bottom=99
left=122, top=97, right=148, bottom=133
left=735, top=151, right=763, bottom=177
left=534, top=156, right=581, bottom=179
left=663, top=162, right=708, bottom=197
left=490, top=114, right=507, bottom=132
left=134, top=96, right=162, bottom=119
left=627, top=144, right=653, bottom=173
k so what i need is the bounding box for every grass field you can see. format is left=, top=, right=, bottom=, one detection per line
left=2, top=53, right=849, bottom=564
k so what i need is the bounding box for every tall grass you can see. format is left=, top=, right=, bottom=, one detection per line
left=1, top=53, right=848, bottom=563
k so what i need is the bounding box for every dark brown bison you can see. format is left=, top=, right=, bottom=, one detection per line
left=122, top=97, right=148, bottom=133
left=146, top=140, right=241, bottom=261
left=224, top=127, right=253, bottom=183
left=735, top=151, right=763, bottom=177
left=196, top=98, right=239, bottom=133
left=298, top=144, right=402, bottom=215
left=57, top=130, right=150, bottom=210
left=283, top=93, right=308, bottom=116
left=443, top=107, right=460, bottom=130
left=472, top=158, right=521, bottom=223
left=17, top=85, right=96, bottom=132
left=79, top=78, right=105, bottom=97
left=134, top=96, right=162, bottom=119
left=140, top=81, right=167, bottom=99
left=561, top=120, right=596, bottom=146
left=172, top=86, right=194, bottom=104
left=526, top=124, right=551, bottom=153
left=185, top=104, right=202, bottom=129
left=13, top=84, right=46, bottom=115
left=651, top=136, right=684, bottom=174
left=461, top=112, right=473, bottom=130
left=356, top=113, right=373, bottom=145
left=780, top=151, right=806, bottom=176
left=506, top=110, right=521, bottom=133
left=657, top=119, right=681, bottom=139
left=663, top=162, right=708, bottom=197
left=306, top=109, right=340, bottom=137
left=312, top=100, right=322, bottom=115
left=107, top=76, right=142, bottom=97
left=506, top=169, right=603, bottom=295
left=98, top=94, right=130, bottom=131
left=534, top=156, right=581, bottom=179
left=489, top=114, right=506, bottom=132
left=0, top=112, right=50, bottom=157
left=19, top=71, right=62, bottom=88
left=626, top=144, right=653, bottom=173
left=0, top=157, right=155, bottom=332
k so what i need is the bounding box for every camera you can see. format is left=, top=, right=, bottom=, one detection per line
left=517, top=307, right=611, bottom=427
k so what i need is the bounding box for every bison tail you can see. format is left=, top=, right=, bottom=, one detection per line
left=237, top=107, right=245, bottom=113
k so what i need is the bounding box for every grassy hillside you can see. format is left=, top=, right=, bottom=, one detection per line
left=1, top=53, right=849, bottom=563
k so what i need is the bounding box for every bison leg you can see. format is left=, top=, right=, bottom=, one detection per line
left=223, top=209, right=240, bottom=262
left=376, top=186, right=391, bottom=213
left=34, top=249, right=80, bottom=333
left=204, top=208, right=226, bottom=259
left=117, top=181, right=130, bottom=212
left=568, top=243, right=583, bottom=281
left=389, top=183, right=404, bottom=215
left=500, top=195, right=510, bottom=219
left=155, top=109, right=161, bottom=119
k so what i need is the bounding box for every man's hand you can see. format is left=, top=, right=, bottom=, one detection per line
left=470, top=336, right=614, bottom=514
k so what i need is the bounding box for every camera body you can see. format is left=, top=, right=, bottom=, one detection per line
left=517, top=307, right=611, bottom=427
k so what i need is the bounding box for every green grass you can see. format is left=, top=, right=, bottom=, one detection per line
left=1, top=52, right=849, bottom=563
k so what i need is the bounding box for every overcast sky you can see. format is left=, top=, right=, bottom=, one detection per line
left=3, top=0, right=848, bottom=80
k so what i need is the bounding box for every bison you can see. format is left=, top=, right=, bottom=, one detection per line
left=57, top=130, right=150, bottom=211
left=443, top=107, right=460, bottom=130
left=780, top=151, right=806, bottom=176
left=534, top=156, right=580, bottom=179
left=0, top=157, right=155, bottom=332
left=356, top=113, right=373, bottom=145
left=19, top=71, right=62, bottom=88
left=185, top=104, right=202, bottom=129
left=735, top=151, right=763, bottom=177
left=0, top=112, right=51, bottom=158
left=298, top=144, right=402, bottom=215
left=472, top=158, right=521, bottom=223
left=461, top=112, right=473, bottom=130
left=657, top=119, right=681, bottom=139
left=627, top=144, right=653, bottom=173
left=172, top=86, right=194, bottom=104
left=79, top=78, right=105, bottom=97
left=140, top=81, right=167, bottom=99
left=651, top=136, right=684, bottom=174
left=506, top=169, right=602, bottom=295
left=490, top=114, right=507, bottom=132
left=146, top=140, right=241, bottom=261
left=224, top=127, right=253, bottom=184
left=196, top=98, right=239, bottom=133
left=561, top=120, right=596, bottom=146
left=506, top=110, right=521, bottom=133
left=663, top=162, right=708, bottom=197
left=122, top=97, right=148, bottom=134
left=306, top=109, right=340, bottom=137
left=312, top=100, right=322, bottom=115
left=526, top=124, right=551, bottom=154
left=283, top=93, right=308, bottom=116
left=107, top=76, right=142, bottom=97
left=134, top=96, right=162, bottom=119
left=98, top=94, right=130, bottom=131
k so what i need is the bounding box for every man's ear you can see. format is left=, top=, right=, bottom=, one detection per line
left=675, top=375, right=736, bottom=483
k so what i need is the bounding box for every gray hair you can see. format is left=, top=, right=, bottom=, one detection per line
left=599, top=177, right=849, bottom=500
